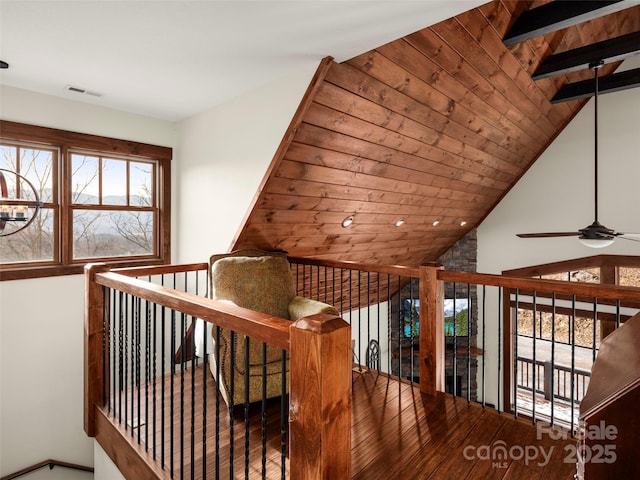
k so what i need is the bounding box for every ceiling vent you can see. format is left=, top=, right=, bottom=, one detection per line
left=65, top=85, right=102, bottom=97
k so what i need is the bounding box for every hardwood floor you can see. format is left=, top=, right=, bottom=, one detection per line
left=96, top=366, right=577, bottom=479
left=352, top=371, right=576, bottom=479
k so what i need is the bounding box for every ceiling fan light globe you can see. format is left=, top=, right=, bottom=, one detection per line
left=578, top=237, right=614, bottom=248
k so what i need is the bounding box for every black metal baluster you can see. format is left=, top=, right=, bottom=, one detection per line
left=571, top=295, right=576, bottom=435
left=531, top=291, right=537, bottom=424
left=550, top=293, right=556, bottom=427
left=467, top=283, right=471, bottom=402
left=261, top=343, right=267, bottom=480
left=280, top=351, right=287, bottom=480
left=112, top=288, right=117, bottom=417
left=397, top=275, right=402, bottom=380
left=410, top=278, right=415, bottom=381
left=152, top=300, right=157, bottom=461
left=514, top=289, right=519, bottom=419
left=367, top=272, right=371, bottom=371
left=497, top=287, right=502, bottom=412
left=145, top=299, right=151, bottom=451
left=592, top=298, right=598, bottom=363
left=324, top=265, right=328, bottom=304
left=215, top=326, right=221, bottom=479
left=180, top=312, right=186, bottom=480
left=229, top=331, right=236, bottom=479
left=170, top=309, right=176, bottom=479
left=340, top=268, right=344, bottom=318
left=245, top=336, right=251, bottom=480
left=387, top=274, right=391, bottom=374
left=331, top=267, right=336, bottom=310
left=135, top=296, right=141, bottom=443
left=377, top=273, right=381, bottom=373
left=201, top=319, right=208, bottom=480
left=190, top=317, right=196, bottom=480
left=102, top=287, right=108, bottom=408
left=124, top=293, right=129, bottom=430
left=349, top=270, right=353, bottom=326
left=160, top=300, right=166, bottom=470
left=481, top=285, right=486, bottom=407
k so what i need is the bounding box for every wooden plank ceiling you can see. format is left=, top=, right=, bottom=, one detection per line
left=232, top=0, right=640, bottom=268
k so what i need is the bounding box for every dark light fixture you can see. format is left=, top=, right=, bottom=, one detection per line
left=0, top=168, right=43, bottom=237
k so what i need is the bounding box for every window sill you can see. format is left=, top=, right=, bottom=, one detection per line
left=0, top=257, right=168, bottom=281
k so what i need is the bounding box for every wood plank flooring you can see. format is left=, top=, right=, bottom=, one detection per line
left=96, top=367, right=577, bottom=479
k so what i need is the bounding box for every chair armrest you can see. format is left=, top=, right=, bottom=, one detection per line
left=288, top=296, right=339, bottom=322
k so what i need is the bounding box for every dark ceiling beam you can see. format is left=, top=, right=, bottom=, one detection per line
left=551, top=67, right=640, bottom=103
left=532, top=32, right=640, bottom=79
left=503, top=0, right=633, bottom=46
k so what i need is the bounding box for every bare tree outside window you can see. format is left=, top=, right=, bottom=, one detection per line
left=70, top=154, right=157, bottom=259
left=0, top=144, right=55, bottom=263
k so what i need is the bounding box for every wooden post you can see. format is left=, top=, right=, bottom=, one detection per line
left=419, top=264, right=444, bottom=396
left=289, top=313, right=351, bottom=480
left=84, top=263, right=109, bottom=437
left=600, top=263, right=617, bottom=339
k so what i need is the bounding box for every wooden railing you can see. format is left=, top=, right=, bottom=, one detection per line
left=84, top=255, right=640, bottom=479
left=288, top=257, right=640, bottom=427
left=516, top=356, right=591, bottom=403
left=0, top=460, right=93, bottom=480
left=84, top=262, right=351, bottom=480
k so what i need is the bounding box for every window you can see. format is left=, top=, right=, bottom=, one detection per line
left=0, top=121, right=171, bottom=280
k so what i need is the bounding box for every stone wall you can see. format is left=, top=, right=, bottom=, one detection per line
left=390, top=230, right=479, bottom=399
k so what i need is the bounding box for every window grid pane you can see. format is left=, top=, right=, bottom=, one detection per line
left=72, top=209, right=155, bottom=259
left=0, top=207, right=55, bottom=263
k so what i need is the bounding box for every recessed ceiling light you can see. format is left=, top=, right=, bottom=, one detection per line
left=341, top=215, right=354, bottom=228
left=460, top=221, right=467, bottom=227
left=432, top=220, right=440, bottom=226
left=0, top=61, right=8, bottom=69
left=394, top=218, right=405, bottom=227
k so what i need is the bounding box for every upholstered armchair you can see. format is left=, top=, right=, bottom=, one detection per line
left=206, top=250, right=339, bottom=407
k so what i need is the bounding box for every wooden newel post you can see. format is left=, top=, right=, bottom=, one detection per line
left=84, top=263, right=109, bottom=437
left=419, top=263, right=445, bottom=396
left=289, top=313, right=352, bottom=480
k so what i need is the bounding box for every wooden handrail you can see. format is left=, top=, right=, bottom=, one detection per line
left=291, top=256, right=640, bottom=302
left=112, top=262, right=208, bottom=277
left=0, top=459, right=93, bottom=480
left=288, top=256, right=420, bottom=277
left=438, top=269, right=640, bottom=301
left=502, top=254, right=640, bottom=278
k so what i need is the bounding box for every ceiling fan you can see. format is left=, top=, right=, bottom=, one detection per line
left=517, top=61, right=640, bottom=248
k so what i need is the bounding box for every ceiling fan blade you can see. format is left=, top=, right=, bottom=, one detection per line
left=615, top=232, right=640, bottom=238
left=617, top=236, right=640, bottom=243
left=516, top=232, right=580, bottom=238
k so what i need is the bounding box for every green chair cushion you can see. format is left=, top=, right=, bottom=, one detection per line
left=210, top=255, right=296, bottom=320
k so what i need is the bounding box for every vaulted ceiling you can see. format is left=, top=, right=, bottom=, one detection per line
left=232, top=0, right=640, bottom=267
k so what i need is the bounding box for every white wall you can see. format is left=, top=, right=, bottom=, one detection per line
left=0, top=86, right=176, bottom=479
left=476, top=57, right=640, bottom=411
left=478, top=56, right=640, bottom=274
left=175, top=61, right=321, bottom=263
